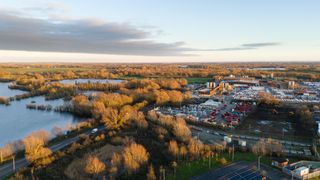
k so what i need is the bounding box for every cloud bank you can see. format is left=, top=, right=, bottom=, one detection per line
left=0, top=8, right=280, bottom=56
left=0, top=12, right=204, bottom=56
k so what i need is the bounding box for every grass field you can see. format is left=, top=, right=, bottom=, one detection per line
left=120, top=75, right=145, bottom=80
left=167, top=157, right=222, bottom=180
left=0, top=67, right=97, bottom=73
left=186, top=77, right=212, bottom=84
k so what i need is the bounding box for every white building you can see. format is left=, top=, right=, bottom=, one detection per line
left=294, top=167, right=309, bottom=177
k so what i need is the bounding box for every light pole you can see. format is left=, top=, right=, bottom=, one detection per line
left=209, top=152, right=212, bottom=168
left=12, top=155, right=16, bottom=173
left=258, top=156, right=261, bottom=170
left=232, top=144, right=235, bottom=162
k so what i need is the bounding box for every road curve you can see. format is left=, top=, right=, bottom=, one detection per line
left=0, top=126, right=105, bottom=179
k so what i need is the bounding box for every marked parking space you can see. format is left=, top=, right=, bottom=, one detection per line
left=193, top=161, right=265, bottom=180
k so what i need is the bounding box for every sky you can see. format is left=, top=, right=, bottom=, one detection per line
left=0, top=0, right=319, bottom=63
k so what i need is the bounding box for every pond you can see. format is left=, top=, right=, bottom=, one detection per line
left=0, top=83, right=84, bottom=147
left=59, top=78, right=124, bottom=85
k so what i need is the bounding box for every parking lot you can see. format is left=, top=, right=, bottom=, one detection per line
left=156, top=99, right=254, bottom=128
left=192, top=161, right=264, bottom=180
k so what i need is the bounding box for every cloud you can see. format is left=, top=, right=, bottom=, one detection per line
left=242, top=42, right=281, bottom=47
left=0, top=12, right=205, bottom=56
left=23, top=1, right=70, bottom=13
left=213, top=42, right=281, bottom=51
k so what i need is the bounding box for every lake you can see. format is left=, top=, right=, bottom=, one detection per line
left=0, top=83, right=83, bottom=147
left=59, top=78, right=124, bottom=85
left=0, top=82, right=25, bottom=97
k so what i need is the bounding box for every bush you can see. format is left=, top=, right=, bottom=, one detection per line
left=219, top=157, right=228, bottom=165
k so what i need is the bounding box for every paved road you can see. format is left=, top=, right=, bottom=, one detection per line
left=190, top=125, right=312, bottom=147
left=0, top=126, right=105, bottom=179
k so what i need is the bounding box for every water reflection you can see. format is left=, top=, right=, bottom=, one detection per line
left=0, top=83, right=84, bottom=146
left=0, top=82, right=25, bottom=97
left=59, top=78, right=124, bottom=85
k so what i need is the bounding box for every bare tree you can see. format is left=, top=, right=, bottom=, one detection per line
left=188, top=139, right=204, bottom=160
left=173, top=120, right=191, bottom=142
left=252, top=138, right=283, bottom=157
left=171, top=161, right=178, bottom=178
left=123, top=143, right=149, bottom=174
left=84, top=155, right=106, bottom=177
left=101, top=107, right=131, bottom=130
left=23, top=134, right=52, bottom=168
left=147, top=164, right=157, bottom=180
left=179, top=145, right=188, bottom=160
left=0, top=144, right=13, bottom=163
left=168, top=140, right=179, bottom=160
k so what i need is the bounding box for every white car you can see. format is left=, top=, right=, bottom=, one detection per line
left=91, top=128, right=98, bottom=134
left=213, top=132, right=220, bottom=136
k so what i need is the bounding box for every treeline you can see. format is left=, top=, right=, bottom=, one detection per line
left=2, top=63, right=319, bottom=87
left=77, top=82, right=120, bottom=91
left=115, top=64, right=320, bottom=80
left=7, top=76, right=190, bottom=103
left=0, top=120, right=95, bottom=166
left=66, top=79, right=191, bottom=120
left=120, top=78, right=191, bottom=106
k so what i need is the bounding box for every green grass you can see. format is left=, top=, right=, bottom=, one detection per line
left=166, top=152, right=277, bottom=180
left=186, top=77, right=212, bottom=84
left=120, top=75, right=145, bottom=80
left=167, top=157, right=223, bottom=180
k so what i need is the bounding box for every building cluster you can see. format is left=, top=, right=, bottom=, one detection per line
left=156, top=100, right=254, bottom=128
left=186, top=74, right=320, bottom=179
left=195, top=75, right=320, bottom=104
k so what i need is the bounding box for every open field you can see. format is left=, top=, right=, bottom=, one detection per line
left=187, top=77, right=212, bottom=84
left=120, top=75, right=145, bottom=79
left=236, top=106, right=315, bottom=142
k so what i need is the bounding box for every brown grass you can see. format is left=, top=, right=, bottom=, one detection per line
left=64, top=144, right=123, bottom=179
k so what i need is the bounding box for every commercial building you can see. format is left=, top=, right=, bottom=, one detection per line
left=283, top=161, right=320, bottom=179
